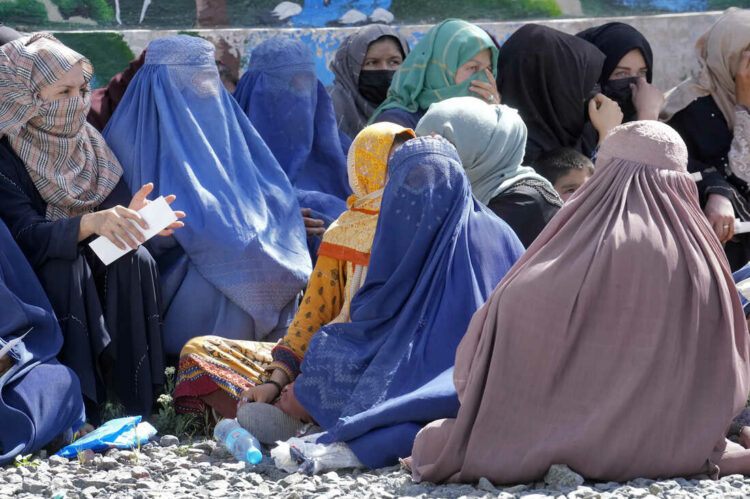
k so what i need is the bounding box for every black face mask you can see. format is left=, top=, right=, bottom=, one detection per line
left=602, top=77, right=639, bottom=121
left=358, top=69, right=396, bottom=106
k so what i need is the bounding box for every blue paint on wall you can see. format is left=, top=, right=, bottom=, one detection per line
left=618, top=0, right=708, bottom=11
left=290, top=0, right=392, bottom=27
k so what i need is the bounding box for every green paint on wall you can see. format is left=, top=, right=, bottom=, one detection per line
left=390, top=0, right=561, bottom=23
left=0, top=0, right=47, bottom=25
left=53, top=32, right=134, bottom=88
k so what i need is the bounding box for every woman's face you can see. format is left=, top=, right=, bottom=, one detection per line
left=362, top=37, right=404, bottom=71
left=39, top=62, right=87, bottom=101
left=609, top=49, right=648, bottom=80
left=454, top=49, right=492, bottom=85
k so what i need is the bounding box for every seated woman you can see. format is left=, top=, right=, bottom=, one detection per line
left=576, top=22, right=664, bottom=156
left=415, top=97, right=562, bottom=247
left=0, top=217, right=86, bottom=465
left=329, top=24, right=410, bottom=140
left=175, top=122, right=416, bottom=419
left=87, top=50, right=146, bottom=132
left=409, top=121, right=750, bottom=484
left=497, top=24, right=621, bottom=163
left=369, top=19, right=500, bottom=130
left=103, top=35, right=312, bottom=357
left=234, top=37, right=352, bottom=254
left=0, top=34, right=181, bottom=418
left=663, top=8, right=750, bottom=271
left=261, top=135, right=525, bottom=469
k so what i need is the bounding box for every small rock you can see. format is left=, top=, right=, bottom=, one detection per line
left=49, top=455, right=69, bottom=467
left=189, top=453, right=212, bottom=463
left=210, top=446, right=230, bottom=459
left=22, top=478, right=49, bottom=494
left=206, top=479, right=229, bottom=490
left=81, top=485, right=99, bottom=497
left=97, top=457, right=118, bottom=471
left=282, top=473, right=306, bottom=486
left=248, top=472, right=264, bottom=486
left=38, top=449, right=48, bottom=459
left=477, top=477, right=497, bottom=492
left=131, top=466, right=150, bottom=479
left=544, top=464, right=584, bottom=490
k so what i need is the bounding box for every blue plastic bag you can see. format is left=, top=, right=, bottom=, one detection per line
left=57, top=416, right=158, bottom=458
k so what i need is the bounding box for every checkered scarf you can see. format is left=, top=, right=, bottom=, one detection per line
left=0, top=34, right=123, bottom=221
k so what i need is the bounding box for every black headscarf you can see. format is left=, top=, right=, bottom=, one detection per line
left=576, top=22, right=653, bottom=85
left=497, top=24, right=605, bottom=163
left=329, top=25, right=410, bottom=140
left=576, top=22, right=653, bottom=155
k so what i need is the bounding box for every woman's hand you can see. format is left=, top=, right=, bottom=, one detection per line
left=238, top=383, right=280, bottom=407
left=301, top=208, right=325, bottom=237
left=237, top=368, right=290, bottom=408
left=588, top=93, right=624, bottom=144
left=79, top=206, right=148, bottom=250
left=740, top=425, right=750, bottom=448
left=128, top=183, right=185, bottom=237
left=631, top=77, right=664, bottom=121
left=705, top=193, right=735, bottom=243
left=0, top=354, right=13, bottom=377
left=736, top=50, right=750, bottom=108
left=469, top=68, right=501, bottom=105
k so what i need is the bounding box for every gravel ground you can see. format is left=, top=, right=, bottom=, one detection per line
left=2, top=436, right=750, bottom=498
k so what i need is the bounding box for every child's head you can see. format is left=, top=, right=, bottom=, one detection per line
left=533, top=148, right=594, bottom=202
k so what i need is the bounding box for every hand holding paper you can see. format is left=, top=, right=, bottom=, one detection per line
left=90, top=196, right=179, bottom=265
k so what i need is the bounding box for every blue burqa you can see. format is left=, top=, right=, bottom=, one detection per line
left=233, top=37, right=351, bottom=224
left=294, top=136, right=525, bottom=468
left=103, top=35, right=312, bottom=354
left=0, top=218, right=85, bottom=465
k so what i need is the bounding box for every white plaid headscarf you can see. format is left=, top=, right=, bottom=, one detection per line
left=0, top=33, right=123, bottom=221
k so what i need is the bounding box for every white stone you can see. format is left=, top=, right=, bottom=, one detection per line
left=544, top=464, right=585, bottom=490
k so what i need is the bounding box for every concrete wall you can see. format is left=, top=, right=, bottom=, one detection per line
left=51, top=11, right=720, bottom=92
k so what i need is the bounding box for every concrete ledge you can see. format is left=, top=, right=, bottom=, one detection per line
left=52, top=11, right=721, bottom=90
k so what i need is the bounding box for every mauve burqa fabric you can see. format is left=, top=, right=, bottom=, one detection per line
left=409, top=120, right=750, bottom=484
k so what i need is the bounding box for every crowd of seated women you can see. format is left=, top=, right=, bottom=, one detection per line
left=3, top=7, right=750, bottom=484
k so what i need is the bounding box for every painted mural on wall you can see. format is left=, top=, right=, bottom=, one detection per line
left=3, top=0, right=748, bottom=30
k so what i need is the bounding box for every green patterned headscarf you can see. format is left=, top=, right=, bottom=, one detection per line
left=369, top=19, right=498, bottom=123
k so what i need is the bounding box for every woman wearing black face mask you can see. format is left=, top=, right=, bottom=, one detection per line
left=328, top=26, right=409, bottom=140
left=577, top=22, right=664, bottom=156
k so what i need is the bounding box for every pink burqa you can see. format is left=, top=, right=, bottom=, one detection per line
left=410, top=121, right=750, bottom=484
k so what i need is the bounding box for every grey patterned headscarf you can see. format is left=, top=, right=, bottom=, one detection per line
left=328, top=24, right=409, bottom=139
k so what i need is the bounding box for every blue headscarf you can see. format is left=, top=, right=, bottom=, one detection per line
left=734, top=262, right=750, bottom=317
left=233, top=37, right=351, bottom=221
left=0, top=218, right=85, bottom=464
left=103, top=35, right=312, bottom=336
left=294, top=136, right=525, bottom=468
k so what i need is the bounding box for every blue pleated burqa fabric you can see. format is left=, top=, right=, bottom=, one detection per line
left=294, top=136, right=525, bottom=468
left=103, top=36, right=312, bottom=355
left=233, top=37, right=351, bottom=223
left=0, top=218, right=85, bottom=465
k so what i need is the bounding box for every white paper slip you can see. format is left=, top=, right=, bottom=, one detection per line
left=89, top=196, right=177, bottom=266
left=736, top=219, right=750, bottom=235
left=690, top=172, right=703, bottom=182
left=0, top=328, right=31, bottom=359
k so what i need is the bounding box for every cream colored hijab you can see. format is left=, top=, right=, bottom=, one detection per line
left=662, top=8, right=750, bottom=128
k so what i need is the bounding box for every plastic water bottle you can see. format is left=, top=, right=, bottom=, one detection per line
left=213, top=419, right=262, bottom=464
